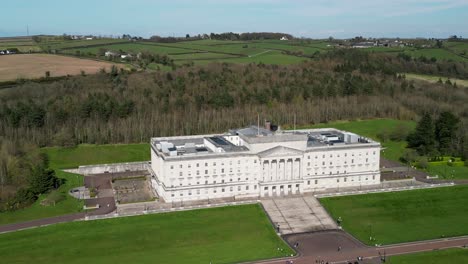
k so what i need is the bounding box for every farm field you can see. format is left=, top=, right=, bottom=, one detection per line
left=402, top=48, right=468, bottom=62
left=0, top=36, right=41, bottom=52
left=304, top=119, right=416, bottom=162
left=320, top=185, right=468, bottom=245
left=42, top=143, right=150, bottom=169
left=405, top=73, right=468, bottom=87
left=389, top=248, right=468, bottom=264
left=0, top=204, right=293, bottom=264
left=0, top=54, right=121, bottom=81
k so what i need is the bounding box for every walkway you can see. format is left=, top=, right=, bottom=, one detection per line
left=255, top=231, right=468, bottom=264
left=261, top=196, right=337, bottom=234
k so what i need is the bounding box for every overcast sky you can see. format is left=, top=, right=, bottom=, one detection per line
left=1, top=0, right=467, bottom=38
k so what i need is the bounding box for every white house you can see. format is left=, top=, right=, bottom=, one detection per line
left=149, top=122, right=381, bottom=202
left=280, top=36, right=289, bottom=41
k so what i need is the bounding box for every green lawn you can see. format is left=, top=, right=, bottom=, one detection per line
left=0, top=170, right=83, bottom=226
left=42, top=143, right=150, bottom=169
left=389, top=248, right=468, bottom=264
left=320, top=185, right=468, bottom=245
left=0, top=204, right=293, bottom=264
left=426, top=163, right=468, bottom=180
left=303, top=119, right=416, bottom=161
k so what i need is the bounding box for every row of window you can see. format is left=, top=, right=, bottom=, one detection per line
left=170, top=185, right=257, bottom=197
left=305, top=175, right=376, bottom=185
left=171, top=177, right=252, bottom=187
left=170, top=159, right=258, bottom=170
left=306, top=151, right=377, bottom=160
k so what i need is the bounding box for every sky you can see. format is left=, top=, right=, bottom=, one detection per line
left=1, top=0, right=468, bottom=38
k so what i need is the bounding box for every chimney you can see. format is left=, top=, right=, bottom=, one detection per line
left=265, top=120, right=271, bottom=131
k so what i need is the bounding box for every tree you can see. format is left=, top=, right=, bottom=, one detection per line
left=186, top=34, right=190, bottom=39
left=407, top=113, right=435, bottom=155
left=28, top=165, right=59, bottom=195
left=435, top=111, right=460, bottom=155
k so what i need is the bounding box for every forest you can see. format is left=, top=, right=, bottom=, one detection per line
left=0, top=49, right=467, bottom=209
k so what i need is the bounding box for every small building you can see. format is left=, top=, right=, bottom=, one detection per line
left=105, top=51, right=119, bottom=57
left=280, top=36, right=289, bottom=41
left=352, top=42, right=376, bottom=48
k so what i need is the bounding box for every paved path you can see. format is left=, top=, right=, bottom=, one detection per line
left=254, top=231, right=468, bottom=264
left=0, top=197, right=116, bottom=234
left=262, top=197, right=337, bottom=234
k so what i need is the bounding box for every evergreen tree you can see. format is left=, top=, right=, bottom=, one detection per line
left=407, top=113, right=435, bottom=155
left=435, top=111, right=460, bottom=155
left=28, top=165, right=59, bottom=195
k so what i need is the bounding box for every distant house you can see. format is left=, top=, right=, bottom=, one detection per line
left=121, top=54, right=132, bottom=59
left=352, top=42, right=376, bottom=48
left=0, top=49, right=16, bottom=55
left=105, top=51, right=119, bottom=57
left=280, top=36, right=288, bottom=41
left=86, top=37, right=93, bottom=40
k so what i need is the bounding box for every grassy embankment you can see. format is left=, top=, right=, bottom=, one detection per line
left=320, top=185, right=468, bottom=245
left=0, top=204, right=293, bottom=264
left=389, top=248, right=468, bottom=264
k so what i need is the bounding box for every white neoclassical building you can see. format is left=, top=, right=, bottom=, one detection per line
left=150, top=123, right=381, bottom=202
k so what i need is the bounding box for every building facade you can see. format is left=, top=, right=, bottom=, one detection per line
left=150, top=124, right=381, bottom=202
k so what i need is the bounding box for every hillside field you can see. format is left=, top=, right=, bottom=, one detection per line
left=0, top=54, right=121, bottom=81
left=0, top=204, right=293, bottom=264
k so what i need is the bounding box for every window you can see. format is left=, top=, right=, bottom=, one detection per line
left=179, top=165, right=183, bottom=168
left=230, top=187, right=233, bottom=191
left=205, top=170, right=208, bottom=174
left=322, top=154, right=325, bottom=158
left=372, top=175, right=375, bottom=180
left=238, top=160, right=241, bottom=164
left=213, top=180, right=216, bottom=184
left=307, top=180, right=310, bottom=185
left=238, top=178, right=241, bottom=181
left=308, top=156, right=310, bottom=159
left=366, top=158, right=369, bottom=163
left=196, top=163, right=199, bottom=167
left=213, top=162, right=216, bottom=166
left=205, top=162, right=208, bottom=166
left=315, top=180, right=318, bottom=184
left=222, top=188, right=225, bottom=192
left=238, top=186, right=242, bottom=191
left=221, top=168, right=225, bottom=173
left=170, top=165, right=174, bottom=169
left=246, top=186, right=249, bottom=190
left=264, top=187, right=268, bottom=191
left=188, top=164, right=191, bottom=168
left=352, top=159, right=354, bottom=163
left=196, top=171, right=200, bottom=175
left=222, top=179, right=225, bottom=183
left=308, top=162, right=311, bottom=166
left=179, top=172, right=183, bottom=176
left=171, top=193, right=175, bottom=197
left=337, top=179, right=340, bottom=183
left=344, top=178, right=347, bottom=182
left=254, top=185, right=257, bottom=190
left=197, top=182, right=199, bottom=185
left=205, top=180, right=208, bottom=184
left=322, top=161, right=325, bottom=165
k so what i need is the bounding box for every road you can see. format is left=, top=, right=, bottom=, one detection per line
left=255, top=231, right=468, bottom=264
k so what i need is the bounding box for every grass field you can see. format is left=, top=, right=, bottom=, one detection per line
left=304, top=119, right=416, bottom=162
left=426, top=163, right=468, bottom=180
left=0, top=204, right=293, bottom=264
left=405, top=73, right=468, bottom=87
left=389, top=248, right=468, bottom=263
left=0, top=54, right=120, bottom=81
left=42, top=143, right=150, bottom=169
left=402, top=48, right=468, bottom=62
left=0, top=36, right=42, bottom=52
left=320, top=185, right=468, bottom=245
